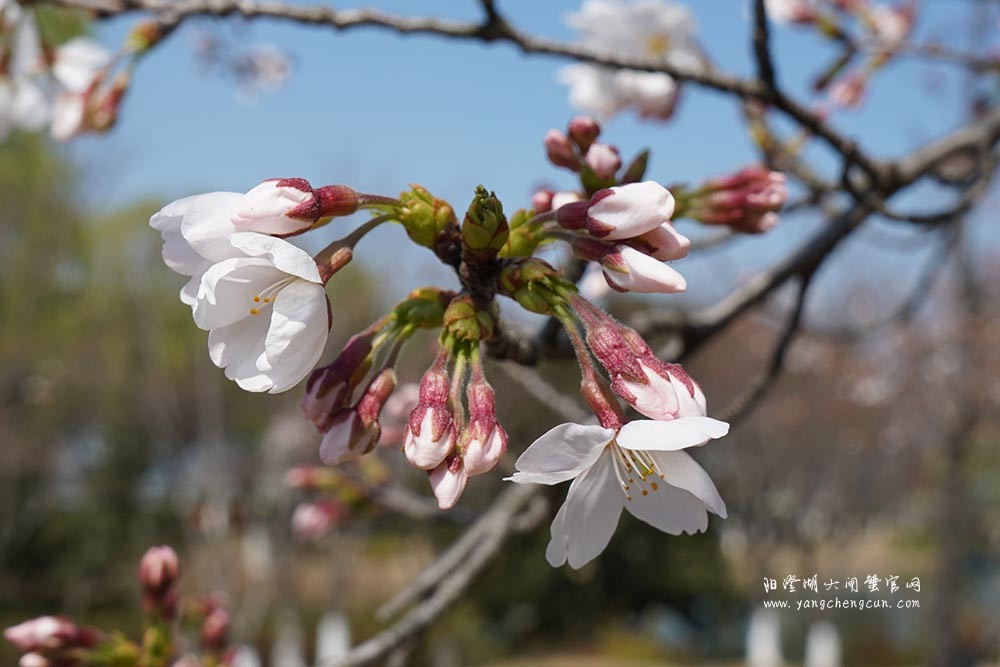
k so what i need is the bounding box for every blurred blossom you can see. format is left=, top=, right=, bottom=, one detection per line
left=234, top=44, right=292, bottom=103
left=291, top=500, right=343, bottom=541
left=764, top=0, right=819, bottom=25
left=829, top=70, right=868, bottom=109
left=559, top=0, right=700, bottom=121
left=866, top=3, right=914, bottom=51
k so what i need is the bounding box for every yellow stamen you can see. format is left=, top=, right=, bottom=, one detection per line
left=646, top=33, right=670, bottom=58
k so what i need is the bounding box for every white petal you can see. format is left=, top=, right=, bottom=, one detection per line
left=180, top=192, right=244, bottom=262
left=180, top=273, right=203, bottom=307
left=263, top=280, right=329, bottom=393
left=561, top=449, right=625, bottom=569
left=604, top=247, right=687, bottom=294
left=650, top=450, right=726, bottom=517
left=52, top=38, right=111, bottom=92
left=640, top=223, right=690, bottom=261
left=616, top=417, right=730, bottom=451
left=151, top=195, right=207, bottom=276
left=620, top=361, right=679, bottom=421
left=49, top=93, right=83, bottom=141
left=194, top=258, right=284, bottom=330
left=207, top=316, right=273, bottom=392
left=11, top=78, right=50, bottom=130
left=508, top=423, right=614, bottom=485
left=624, top=480, right=710, bottom=535
left=591, top=182, right=674, bottom=241
left=669, top=373, right=707, bottom=418
left=229, top=232, right=322, bottom=284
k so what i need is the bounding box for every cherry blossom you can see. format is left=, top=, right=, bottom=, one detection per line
left=193, top=233, right=330, bottom=393
left=509, top=418, right=728, bottom=568
left=559, top=0, right=699, bottom=120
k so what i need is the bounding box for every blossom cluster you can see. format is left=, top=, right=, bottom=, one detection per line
left=0, top=0, right=134, bottom=141
left=149, top=116, right=787, bottom=567
left=4, top=546, right=235, bottom=667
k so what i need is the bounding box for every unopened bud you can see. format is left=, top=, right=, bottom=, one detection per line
left=232, top=180, right=359, bottom=236
left=396, top=184, right=457, bottom=248
left=429, top=454, right=468, bottom=510
left=138, top=546, right=180, bottom=598
left=403, top=359, right=456, bottom=470
left=583, top=143, right=621, bottom=181
left=544, top=129, right=579, bottom=171
left=201, top=608, right=230, bottom=653
left=531, top=189, right=554, bottom=213
left=461, top=375, right=507, bottom=476
left=567, top=115, right=601, bottom=152
left=443, top=297, right=494, bottom=343
left=462, top=185, right=509, bottom=257
left=301, top=333, right=374, bottom=431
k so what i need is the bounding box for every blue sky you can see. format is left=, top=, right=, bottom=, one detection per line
left=63, top=0, right=994, bottom=311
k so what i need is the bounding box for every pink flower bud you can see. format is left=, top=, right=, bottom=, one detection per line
left=630, top=223, right=691, bottom=261
left=301, top=333, right=373, bottom=432
left=201, top=608, right=230, bottom=653
left=463, top=427, right=508, bottom=477
left=544, top=129, right=580, bottom=171
left=583, top=143, right=621, bottom=180
left=560, top=181, right=675, bottom=241
left=403, top=407, right=456, bottom=469
left=403, top=360, right=457, bottom=469
left=551, top=191, right=584, bottom=211
left=429, top=454, right=468, bottom=510
left=461, top=375, right=507, bottom=476
left=614, top=359, right=708, bottom=420
left=567, top=115, right=601, bottom=152
left=232, top=179, right=359, bottom=236
left=531, top=189, right=554, bottom=213
left=4, top=617, right=96, bottom=653
left=829, top=70, right=867, bottom=109
left=601, top=245, right=687, bottom=294
left=138, top=545, right=180, bottom=596
left=319, top=411, right=379, bottom=465
left=691, top=166, right=787, bottom=234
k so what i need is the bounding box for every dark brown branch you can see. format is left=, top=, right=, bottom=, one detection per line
left=751, top=0, right=777, bottom=92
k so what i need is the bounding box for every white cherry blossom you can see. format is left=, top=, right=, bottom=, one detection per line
left=559, top=0, right=700, bottom=120
left=509, top=418, right=729, bottom=568
left=194, top=233, right=330, bottom=393
left=149, top=192, right=244, bottom=306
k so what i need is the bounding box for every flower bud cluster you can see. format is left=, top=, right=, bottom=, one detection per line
left=544, top=116, right=647, bottom=191
left=400, top=294, right=507, bottom=509
left=557, top=181, right=692, bottom=294
left=301, top=288, right=453, bottom=466
left=673, top=166, right=788, bottom=234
